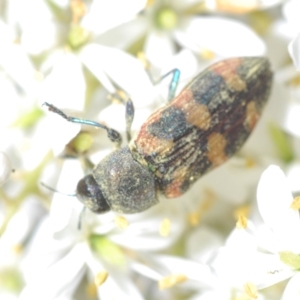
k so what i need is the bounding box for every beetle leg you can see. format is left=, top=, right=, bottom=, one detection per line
left=156, top=68, right=181, bottom=102
left=108, top=92, right=135, bottom=143
left=125, top=97, right=134, bottom=142
left=43, top=102, right=122, bottom=148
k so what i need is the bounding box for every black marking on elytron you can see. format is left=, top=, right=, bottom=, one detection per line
left=221, top=59, right=272, bottom=156
left=140, top=70, right=241, bottom=193
left=191, top=71, right=227, bottom=107
left=220, top=105, right=250, bottom=157
left=154, top=130, right=212, bottom=195
left=237, top=60, right=272, bottom=112
left=184, top=60, right=272, bottom=159
left=189, top=59, right=271, bottom=119
left=147, top=106, right=190, bottom=141
left=145, top=125, right=212, bottom=194
left=190, top=71, right=238, bottom=118
left=189, top=71, right=244, bottom=140
left=137, top=59, right=273, bottom=197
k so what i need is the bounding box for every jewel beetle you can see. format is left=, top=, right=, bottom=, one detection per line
left=44, top=57, right=273, bottom=214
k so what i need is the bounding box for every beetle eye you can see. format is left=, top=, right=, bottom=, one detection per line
left=76, top=175, right=110, bottom=213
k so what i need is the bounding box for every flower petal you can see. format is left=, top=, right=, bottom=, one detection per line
left=144, top=30, right=176, bottom=68
left=286, top=163, right=300, bottom=194
left=174, top=16, right=265, bottom=57
left=0, top=33, right=38, bottom=96
left=81, top=0, right=147, bottom=34
left=288, top=34, right=300, bottom=71
left=85, top=247, right=144, bottom=300
left=49, top=160, right=84, bottom=233
left=281, top=272, right=300, bottom=300
left=108, top=200, right=185, bottom=251
left=257, top=165, right=300, bottom=252
left=6, top=0, right=58, bottom=54
left=20, top=243, right=86, bottom=300
left=146, top=255, right=217, bottom=288
left=39, top=51, right=85, bottom=110
left=80, top=44, right=154, bottom=106
left=282, top=103, right=300, bottom=138
left=0, top=151, right=12, bottom=185
left=21, top=218, right=75, bottom=281
left=283, top=0, right=300, bottom=29
left=186, top=226, right=223, bottom=263
left=96, top=17, right=148, bottom=50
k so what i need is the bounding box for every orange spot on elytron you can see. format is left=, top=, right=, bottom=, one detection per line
left=245, top=101, right=259, bottom=130
left=174, top=89, right=211, bottom=130
left=164, top=165, right=190, bottom=198
left=186, top=104, right=211, bottom=130
left=225, top=73, right=247, bottom=91
left=135, top=107, right=175, bottom=157
left=136, top=129, right=174, bottom=157
left=211, top=57, right=242, bottom=75
left=165, top=179, right=183, bottom=198
left=207, top=132, right=227, bottom=167
left=211, top=58, right=246, bottom=92
left=165, top=165, right=189, bottom=198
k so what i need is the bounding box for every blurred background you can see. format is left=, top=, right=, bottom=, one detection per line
left=0, top=0, right=300, bottom=299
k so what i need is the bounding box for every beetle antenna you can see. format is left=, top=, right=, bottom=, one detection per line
left=40, top=182, right=77, bottom=197
left=41, top=182, right=86, bottom=230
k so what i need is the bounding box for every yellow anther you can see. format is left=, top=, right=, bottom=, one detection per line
left=291, top=196, right=300, bottom=210
left=95, top=270, right=109, bottom=286
left=115, top=216, right=129, bottom=229
left=159, top=218, right=171, bottom=237
left=236, top=214, right=248, bottom=229
left=244, top=281, right=258, bottom=299
left=158, top=274, right=187, bottom=289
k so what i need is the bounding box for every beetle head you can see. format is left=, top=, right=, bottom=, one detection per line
left=76, top=174, right=110, bottom=213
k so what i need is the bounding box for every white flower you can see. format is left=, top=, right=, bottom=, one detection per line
left=130, top=0, right=267, bottom=70
left=206, top=0, right=284, bottom=13
left=0, top=152, right=12, bottom=186
left=2, top=1, right=300, bottom=299
left=288, top=34, right=300, bottom=71
left=257, top=166, right=300, bottom=253
left=185, top=219, right=270, bottom=299
left=4, top=0, right=58, bottom=55
left=281, top=0, right=300, bottom=38
left=19, top=159, right=188, bottom=299
left=81, top=0, right=147, bottom=35
left=0, top=20, right=40, bottom=98
left=270, top=0, right=300, bottom=69
left=0, top=0, right=150, bottom=156
left=97, top=48, right=199, bottom=136
left=276, top=0, right=300, bottom=71
left=79, top=44, right=154, bottom=108
left=253, top=165, right=300, bottom=298
left=132, top=254, right=217, bottom=291
left=0, top=197, right=47, bottom=298
left=274, top=65, right=300, bottom=146
left=184, top=164, right=300, bottom=299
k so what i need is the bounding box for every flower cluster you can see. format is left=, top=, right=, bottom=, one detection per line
left=1, top=0, right=300, bottom=299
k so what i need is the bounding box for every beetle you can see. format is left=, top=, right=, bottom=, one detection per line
left=44, top=57, right=273, bottom=214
